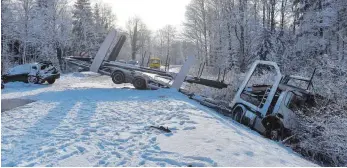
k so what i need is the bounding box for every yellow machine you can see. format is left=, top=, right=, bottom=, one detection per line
left=149, top=58, right=161, bottom=69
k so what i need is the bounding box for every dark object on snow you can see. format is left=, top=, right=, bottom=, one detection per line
left=185, top=77, right=228, bottom=89
left=149, top=126, right=171, bottom=133
left=185, top=62, right=229, bottom=89
left=1, top=61, right=60, bottom=85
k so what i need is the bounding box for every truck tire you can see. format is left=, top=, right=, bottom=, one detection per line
left=232, top=105, right=245, bottom=123
left=111, top=71, right=125, bottom=84
left=28, top=75, right=38, bottom=84
left=47, top=78, right=56, bottom=84
left=132, top=77, right=147, bottom=90
left=262, top=116, right=284, bottom=141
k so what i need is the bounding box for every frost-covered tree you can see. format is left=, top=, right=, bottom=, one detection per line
left=126, top=16, right=150, bottom=60
left=1, top=0, right=114, bottom=72
left=93, top=3, right=116, bottom=46
left=16, top=0, right=37, bottom=64
left=72, top=0, right=95, bottom=57
left=183, top=0, right=210, bottom=64
left=160, top=25, right=176, bottom=66
left=1, top=0, right=18, bottom=69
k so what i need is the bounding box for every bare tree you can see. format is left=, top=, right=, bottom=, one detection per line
left=160, top=25, right=176, bottom=69
left=126, top=16, right=149, bottom=60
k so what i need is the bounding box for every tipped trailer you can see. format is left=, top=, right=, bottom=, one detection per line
left=65, top=29, right=195, bottom=90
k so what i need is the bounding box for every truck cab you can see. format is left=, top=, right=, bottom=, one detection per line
left=229, top=61, right=315, bottom=140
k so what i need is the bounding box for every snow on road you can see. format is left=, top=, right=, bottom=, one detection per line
left=1, top=72, right=317, bottom=167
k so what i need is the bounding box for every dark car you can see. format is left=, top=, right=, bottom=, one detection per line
left=1, top=61, right=60, bottom=87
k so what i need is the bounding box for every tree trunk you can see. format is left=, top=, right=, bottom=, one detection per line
left=318, top=0, right=324, bottom=56
left=336, top=11, right=340, bottom=59
left=254, top=0, right=258, bottom=22
left=342, top=40, right=345, bottom=60
left=131, top=22, right=138, bottom=60
left=292, top=3, right=297, bottom=34
left=270, top=0, right=276, bottom=32
left=280, top=0, right=286, bottom=32
left=200, top=0, right=208, bottom=65
left=266, top=0, right=271, bottom=29
left=56, top=45, right=63, bottom=70
left=22, top=42, right=26, bottom=64
left=239, top=0, right=246, bottom=72
left=263, top=0, right=266, bottom=28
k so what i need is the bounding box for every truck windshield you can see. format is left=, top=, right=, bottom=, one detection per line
left=281, top=76, right=311, bottom=91
left=151, top=60, right=160, bottom=64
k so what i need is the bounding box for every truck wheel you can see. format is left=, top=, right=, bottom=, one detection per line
left=111, top=71, right=125, bottom=84
left=28, top=75, right=38, bottom=84
left=263, top=117, right=284, bottom=141
left=47, top=78, right=56, bottom=84
left=132, top=77, right=147, bottom=90
left=268, top=126, right=284, bottom=141
left=232, top=106, right=244, bottom=123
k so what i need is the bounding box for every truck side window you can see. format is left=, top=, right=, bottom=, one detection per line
left=285, top=92, right=298, bottom=110
left=32, top=66, right=37, bottom=70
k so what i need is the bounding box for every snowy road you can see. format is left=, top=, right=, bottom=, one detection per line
left=1, top=72, right=317, bottom=166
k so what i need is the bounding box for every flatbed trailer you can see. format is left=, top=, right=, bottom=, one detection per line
left=64, top=29, right=196, bottom=90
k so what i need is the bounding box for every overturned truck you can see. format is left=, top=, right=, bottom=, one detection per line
left=182, top=60, right=316, bottom=141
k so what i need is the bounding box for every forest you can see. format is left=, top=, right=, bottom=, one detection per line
left=1, top=0, right=347, bottom=166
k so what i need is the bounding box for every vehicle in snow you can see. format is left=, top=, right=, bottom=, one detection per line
left=149, top=58, right=161, bottom=69
left=64, top=29, right=193, bottom=90
left=229, top=61, right=316, bottom=140
left=65, top=56, right=179, bottom=90
left=1, top=61, right=60, bottom=86
left=181, top=60, right=316, bottom=141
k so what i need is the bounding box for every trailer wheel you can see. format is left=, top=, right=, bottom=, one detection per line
left=132, top=77, right=147, bottom=90
left=111, top=71, right=125, bottom=84
left=232, top=106, right=245, bottom=123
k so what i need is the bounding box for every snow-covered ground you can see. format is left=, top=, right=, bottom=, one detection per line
left=1, top=72, right=317, bottom=167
